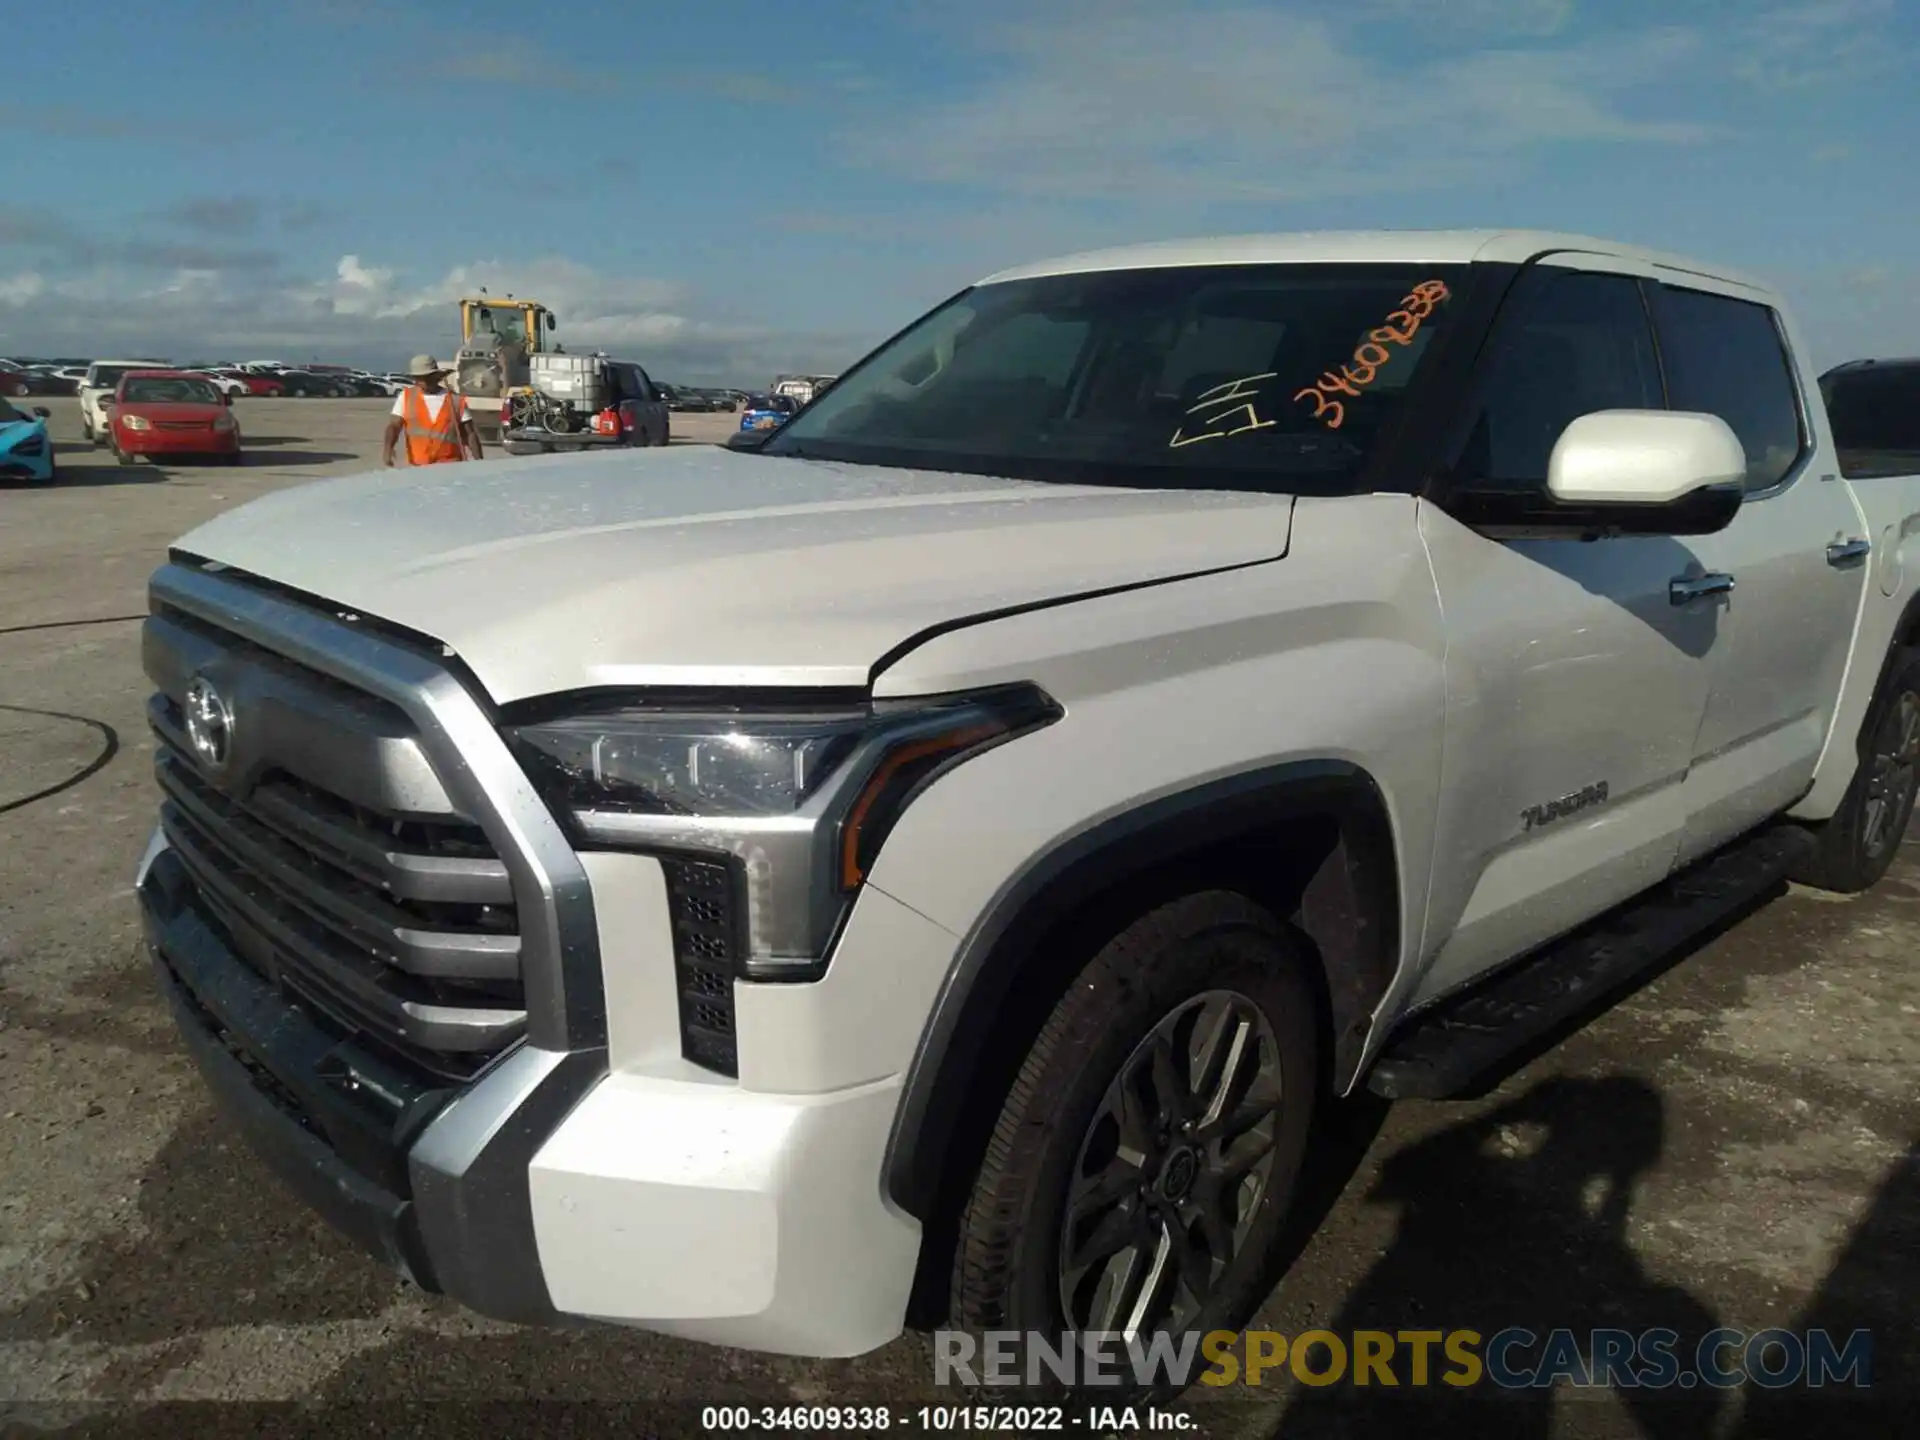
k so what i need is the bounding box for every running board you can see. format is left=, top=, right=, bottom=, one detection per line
left=1366, top=824, right=1818, bottom=1100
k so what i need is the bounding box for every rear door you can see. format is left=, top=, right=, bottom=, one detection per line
left=1650, top=285, right=1870, bottom=862
left=1414, top=264, right=1715, bottom=1004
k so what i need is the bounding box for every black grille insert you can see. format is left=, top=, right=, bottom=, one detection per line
left=661, top=857, right=741, bottom=1077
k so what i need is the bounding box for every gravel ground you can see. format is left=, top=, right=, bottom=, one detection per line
left=1, top=397, right=1915, bottom=1439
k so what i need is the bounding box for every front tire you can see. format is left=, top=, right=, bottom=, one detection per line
left=952, top=892, right=1319, bottom=1387
left=1794, top=648, right=1920, bottom=893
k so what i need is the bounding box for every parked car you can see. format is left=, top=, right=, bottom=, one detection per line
left=182, top=370, right=250, bottom=399
left=737, top=392, right=798, bottom=432
left=277, top=369, right=344, bottom=398
left=209, top=368, right=284, bottom=398
left=3, top=367, right=75, bottom=397
left=1820, top=357, right=1920, bottom=480
left=80, top=360, right=171, bottom=444
left=131, top=228, right=1920, bottom=1388
left=0, top=396, right=56, bottom=483
left=660, top=384, right=717, bottom=413
left=108, top=371, right=241, bottom=466
left=0, top=359, right=28, bottom=396
left=38, top=366, right=87, bottom=396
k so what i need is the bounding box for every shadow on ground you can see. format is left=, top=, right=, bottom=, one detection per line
left=0, top=1102, right=406, bottom=1359
left=1259, top=1076, right=1913, bottom=1440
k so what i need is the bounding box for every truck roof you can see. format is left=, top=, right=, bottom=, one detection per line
left=980, top=229, right=1766, bottom=293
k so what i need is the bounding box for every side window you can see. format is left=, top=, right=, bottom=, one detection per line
left=1648, top=285, right=1805, bottom=493
left=1823, top=367, right=1920, bottom=478
left=630, top=366, right=655, bottom=402
left=1452, top=269, right=1663, bottom=490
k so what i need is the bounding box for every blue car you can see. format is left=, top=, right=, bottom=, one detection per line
left=0, top=397, right=56, bottom=484
left=738, top=392, right=798, bottom=433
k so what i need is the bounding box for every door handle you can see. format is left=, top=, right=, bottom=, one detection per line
left=1826, top=538, right=1872, bottom=566
left=1670, top=572, right=1736, bottom=605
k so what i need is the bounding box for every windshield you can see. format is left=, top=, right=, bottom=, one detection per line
left=475, top=307, right=530, bottom=346
left=88, top=365, right=141, bottom=389
left=0, top=398, right=24, bottom=423
left=763, top=263, right=1464, bottom=493
left=122, top=376, right=220, bottom=404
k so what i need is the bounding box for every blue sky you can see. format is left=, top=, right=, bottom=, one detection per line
left=2, top=0, right=1915, bottom=382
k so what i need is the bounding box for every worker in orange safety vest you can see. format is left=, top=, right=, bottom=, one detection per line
left=382, top=354, right=483, bottom=467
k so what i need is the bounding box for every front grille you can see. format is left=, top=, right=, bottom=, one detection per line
left=146, top=613, right=528, bottom=1083
left=661, top=857, right=740, bottom=1076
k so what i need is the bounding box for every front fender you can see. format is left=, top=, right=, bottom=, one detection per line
left=863, top=493, right=1448, bottom=1213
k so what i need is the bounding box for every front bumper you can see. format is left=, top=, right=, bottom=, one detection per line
left=118, top=431, right=239, bottom=455
left=0, top=455, right=52, bottom=480
left=140, top=839, right=600, bottom=1321
left=141, top=828, right=926, bottom=1355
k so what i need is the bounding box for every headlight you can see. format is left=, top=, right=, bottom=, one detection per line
left=122, top=415, right=151, bottom=431
left=507, top=683, right=1061, bottom=975
left=212, top=414, right=236, bottom=432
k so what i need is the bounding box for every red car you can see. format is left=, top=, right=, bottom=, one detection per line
left=109, top=371, right=242, bottom=466
left=215, top=368, right=284, bottom=397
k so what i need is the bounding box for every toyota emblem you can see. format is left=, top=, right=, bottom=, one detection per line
left=183, top=675, right=235, bottom=773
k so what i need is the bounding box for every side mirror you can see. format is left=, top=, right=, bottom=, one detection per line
left=1451, top=409, right=1748, bottom=537
left=1548, top=410, right=1747, bottom=505
left=32, top=406, right=51, bottom=418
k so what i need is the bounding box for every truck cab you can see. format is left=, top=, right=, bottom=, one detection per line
left=454, top=297, right=557, bottom=431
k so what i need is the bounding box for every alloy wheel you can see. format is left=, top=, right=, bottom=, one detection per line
left=1862, top=690, right=1920, bottom=859
left=1058, top=988, right=1286, bottom=1339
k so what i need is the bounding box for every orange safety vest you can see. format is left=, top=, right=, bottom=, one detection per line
left=402, top=388, right=467, bottom=465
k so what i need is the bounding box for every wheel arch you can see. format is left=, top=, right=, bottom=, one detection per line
left=884, top=758, right=1402, bottom=1325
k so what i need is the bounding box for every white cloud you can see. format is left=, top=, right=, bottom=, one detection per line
left=0, top=272, right=47, bottom=306
left=845, top=6, right=1715, bottom=204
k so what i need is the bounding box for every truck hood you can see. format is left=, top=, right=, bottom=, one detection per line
left=172, top=447, right=1293, bottom=701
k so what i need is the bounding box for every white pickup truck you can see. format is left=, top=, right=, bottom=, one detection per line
left=135, top=230, right=1920, bottom=1364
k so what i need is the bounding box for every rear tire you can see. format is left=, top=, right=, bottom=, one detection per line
left=1792, top=647, right=1920, bottom=893
left=951, top=891, right=1319, bottom=1398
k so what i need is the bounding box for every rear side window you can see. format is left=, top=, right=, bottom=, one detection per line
left=1822, top=366, right=1920, bottom=478
left=1451, top=269, right=1663, bottom=490
left=1648, top=286, right=1806, bottom=493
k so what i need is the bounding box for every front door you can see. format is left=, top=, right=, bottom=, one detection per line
left=1413, top=265, right=1717, bottom=1006
left=1642, top=283, right=1869, bottom=862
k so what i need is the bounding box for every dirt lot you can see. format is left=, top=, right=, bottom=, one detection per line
left=0, top=396, right=1915, bottom=1438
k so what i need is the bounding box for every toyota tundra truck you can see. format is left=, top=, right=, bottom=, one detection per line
left=135, top=230, right=1920, bottom=1362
